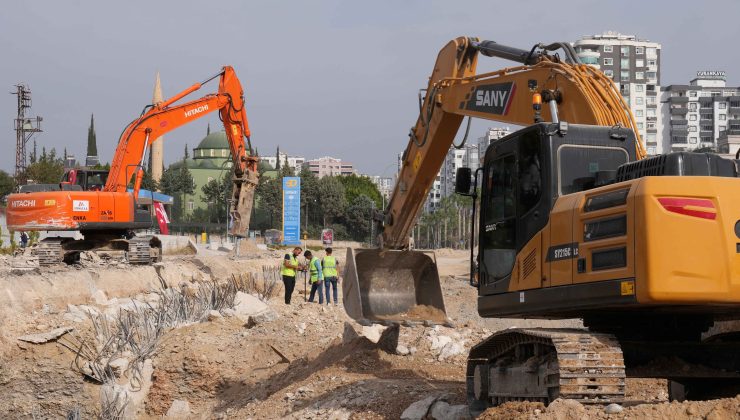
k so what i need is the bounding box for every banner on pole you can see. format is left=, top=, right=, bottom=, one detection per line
left=282, top=177, right=301, bottom=245
left=154, top=202, right=169, bottom=235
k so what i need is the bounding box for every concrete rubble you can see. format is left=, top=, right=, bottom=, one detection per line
left=17, top=326, right=73, bottom=344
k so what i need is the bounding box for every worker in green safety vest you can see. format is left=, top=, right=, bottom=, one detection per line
left=281, top=247, right=304, bottom=304
left=304, top=250, right=324, bottom=304
left=322, top=247, right=340, bottom=305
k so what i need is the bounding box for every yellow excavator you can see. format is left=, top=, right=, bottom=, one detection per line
left=343, top=36, right=740, bottom=413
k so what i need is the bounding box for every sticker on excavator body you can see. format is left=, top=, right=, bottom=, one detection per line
left=620, top=280, right=635, bottom=296
left=413, top=151, right=422, bottom=172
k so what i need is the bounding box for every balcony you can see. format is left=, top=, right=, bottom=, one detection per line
left=670, top=96, right=689, bottom=103
left=646, top=116, right=658, bottom=121
left=670, top=106, right=688, bottom=115
left=670, top=119, right=688, bottom=125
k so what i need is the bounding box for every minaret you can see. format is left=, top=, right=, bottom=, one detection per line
left=150, top=71, right=164, bottom=184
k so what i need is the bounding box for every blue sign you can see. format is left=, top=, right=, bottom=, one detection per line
left=282, top=177, right=301, bottom=245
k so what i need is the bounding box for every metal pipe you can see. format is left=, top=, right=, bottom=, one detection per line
left=473, top=40, right=533, bottom=64
left=549, top=99, right=560, bottom=124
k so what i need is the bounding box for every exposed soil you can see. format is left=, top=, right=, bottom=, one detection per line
left=0, top=247, right=739, bottom=419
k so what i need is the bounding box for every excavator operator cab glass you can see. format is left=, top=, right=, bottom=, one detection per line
left=557, top=145, right=628, bottom=195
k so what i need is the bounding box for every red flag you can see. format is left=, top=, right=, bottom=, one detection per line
left=154, top=203, right=169, bottom=234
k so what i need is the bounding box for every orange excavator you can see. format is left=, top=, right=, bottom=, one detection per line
left=343, top=37, right=740, bottom=411
left=6, top=66, right=258, bottom=265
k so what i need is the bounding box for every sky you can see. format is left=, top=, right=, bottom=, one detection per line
left=1, top=0, right=739, bottom=176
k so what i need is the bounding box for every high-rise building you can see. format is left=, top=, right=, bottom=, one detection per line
left=303, top=156, right=355, bottom=178
left=368, top=175, right=394, bottom=200
left=477, top=127, right=511, bottom=164
left=661, top=71, right=740, bottom=152
left=424, top=140, right=484, bottom=212
left=574, top=31, right=662, bottom=154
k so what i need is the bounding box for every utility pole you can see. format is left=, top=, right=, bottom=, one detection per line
left=12, top=84, right=43, bottom=183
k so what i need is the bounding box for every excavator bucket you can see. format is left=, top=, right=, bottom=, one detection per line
left=343, top=248, right=447, bottom=324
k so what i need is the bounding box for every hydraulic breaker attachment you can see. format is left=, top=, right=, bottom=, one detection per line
left=229, top=168, right=259, bottom=237
left=343, top=248, right=447, bottom=324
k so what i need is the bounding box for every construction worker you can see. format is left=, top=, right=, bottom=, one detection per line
left=305, top=250, right=324, bottom=304
left=281, top=246, right=304, bottom=304
left=322, top=247, right=340, bottom=305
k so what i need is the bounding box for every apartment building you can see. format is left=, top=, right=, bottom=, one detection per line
left=303, top=156, right=355, bottom=178
left=661, top=71, right=740, bottom=152
left=574, top=31, right=663, bottom=154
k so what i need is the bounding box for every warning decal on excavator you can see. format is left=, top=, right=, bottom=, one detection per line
left=413, top=151, right=422, bottom=172
left=462, top=82, right=516, bottom=115
left=620, top=280, right=635, bottom=296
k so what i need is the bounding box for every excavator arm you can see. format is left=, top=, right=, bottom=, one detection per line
left=384, top=36, right=644, bottom=248
left=105, top=66, right=258, bottom=237
left=343, top=37, right=645, bottom=324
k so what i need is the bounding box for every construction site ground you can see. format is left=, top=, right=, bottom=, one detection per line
left=0, top=246, right=739, bottom=419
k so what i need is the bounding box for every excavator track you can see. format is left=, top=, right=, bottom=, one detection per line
left=126, top=237, right=154, bottom=264
left=467, top=328, right=625, bottom=414
left=36, top=238, right=64, bottom=266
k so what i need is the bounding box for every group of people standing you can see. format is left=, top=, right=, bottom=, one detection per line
left=281, top=246, right=340, bottom=305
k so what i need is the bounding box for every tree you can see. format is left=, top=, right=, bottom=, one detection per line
left=201, top=173, right=231, bottom=223
left=0, top=170, right=15, bottom=200
left=141, top=169, right=159, bottom=191
left=159, top=149, right=194, bottom=222
left=20, top=148, right=64, bottom=184
left=338, top=174, right=382, bottom=209
left=317, top=176, right=346, bottom=225
left=87, top=114, right=98, bottom=158
left=344, top=195, right=375, bottom=242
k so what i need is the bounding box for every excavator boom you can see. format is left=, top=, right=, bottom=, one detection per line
left=343, top=37, right=644, bottom=324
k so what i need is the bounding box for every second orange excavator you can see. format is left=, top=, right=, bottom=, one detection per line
left=6, top=66, right=258, bottom=265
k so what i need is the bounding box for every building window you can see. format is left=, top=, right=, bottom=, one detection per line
left=621, top=58, right=630, bottom=68
left=635, top=46, right=644, bottom=54
left=635, top=59, right=644, bottom=67
left=604, top=69, right=614, bottom=78
left=719, top=102, right=727, bottom=109
left=689, top=103, right=698, bottom=110
left=635, top=72, right=644, bottom=80
left=647, top=59, right=657, bottom=67
left=603, top=58, right=613, bottom=66
left=621, top=70, right=630, bottom=81
left=604, top=45, right=613, bottom=53
left=689, top=126, right=698, bottom=132
left=635, top=110, right=644, bottom=117
left=647, top=146, right=656, bottom=155
left=689, top=137, right=698, bottom=144
left=637, top=122, right=644, bottom=129
left=635, top=97, right=644, bottom=105
left=689, top=114, right=697, bottom=121
left=720, top=125, right=727, bottom=132
left=187, top=201, right=194, bottom=211
left=621, top=46, right=629, bottom=56
left=646, top=71, right=657, bottom=80
left=647, top=122, right=656, bottom=129
left=646, top=96, right=656, bottom=105
left=620, top=84, right=630, bottom=95
left=720, top=114, right=727, bottom=121
left=689, top=91, right=697, bottom=97
left=221, top=150, right=227, bottom=157
left=647, top=109, right=656, bottom=117
left=646, top=84, right=655, bottom=92
left=647, top=133, right=657, bottom=142
left=209, top=149, right=214, bottom=157
left=646, top=48, right=657, bottom=59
